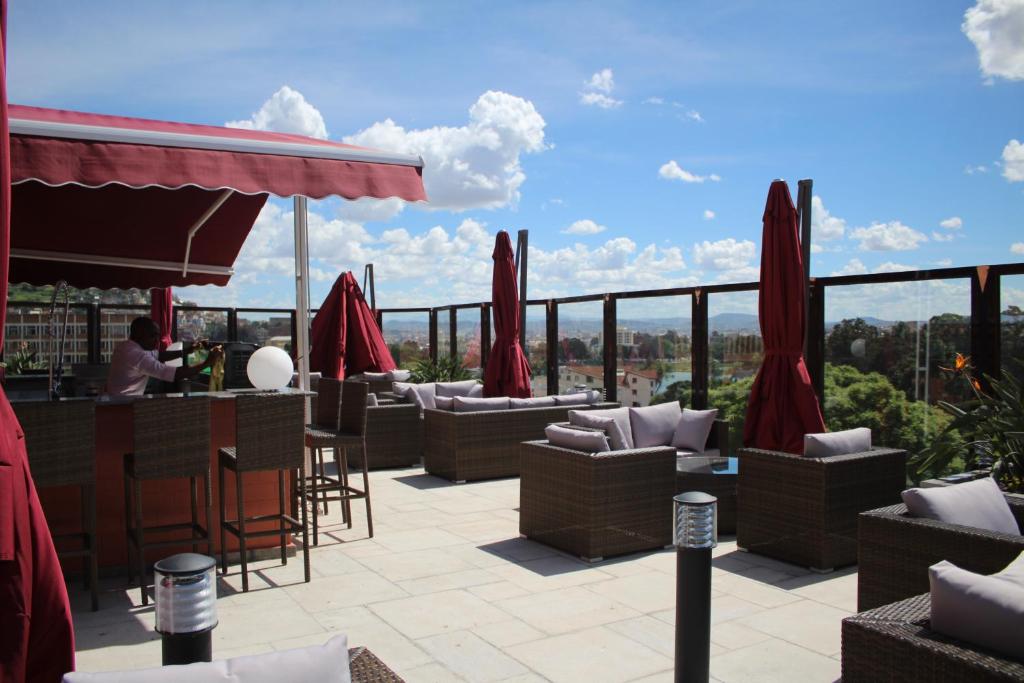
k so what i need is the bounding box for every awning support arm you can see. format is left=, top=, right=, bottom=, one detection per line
left=182, top=189, right=233, bottom=276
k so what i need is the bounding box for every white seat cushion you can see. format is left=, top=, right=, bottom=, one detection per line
left=386, top=369, right=412, bottom=382
left=63, top=634, right=351, bottom=683
left=545, top=424, right=610, bottom=453
left=453, top=396, right=510, bottom=412
left=629, top=403, right=682, bottom=448
left=671, top=408, right=718, bottom=452
left=570, top=407, right=634, bottom=450
left=434, top=396, right=454, bottom=410
left=929, top=552, right=1024, bottom=660
left=803, top=427, right=871, bottom=457
left=902, top=477, right=1020, bottom=535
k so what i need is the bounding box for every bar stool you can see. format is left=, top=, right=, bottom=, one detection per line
left=306, top=380, right=374, bottom=544
left=304, top=378, right=346, bottom=523
left=218, top=392, right=309, bottom=592
left=13, top=401, right=99, bottom=611
left=123, top=396, right=212, bottom=606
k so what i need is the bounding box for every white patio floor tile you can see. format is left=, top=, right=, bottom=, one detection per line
left=416, top=630, right=530, bottom=681
left=506, top=626, right=671, bottom=683
left=496, top=585, right=641, bottom=635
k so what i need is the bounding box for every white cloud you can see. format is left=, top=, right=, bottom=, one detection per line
left=703, top=210, right=715, bottom=220
left=562, top=219, right=607, bottom=235
left=693, top=238, right=757, bottom=271
left=586, top=68, right=615, bottom=93
left=962, top=0, right=1024, bottom=82
left=1002, top=139, right=1024, bottom=181
left=931, top=231, right=955, bottom=242
left=684, top=109, right=704, bottom=123
left=811, top=244, right=824, bottom=254
left=346, top=90, right=547, bottom=212
left=939, top=216, right=963, bottom=230
left=831, top=258, right=868, bottom=276
left=933, top=258, right=954, bottom=267
left=580, top=68, right=624, bottom=108
left=965, top=164, right=989, bottom=174
left=226, top=85, right=328, bottom=139
left=337, top=197, right=406, bottom=223
left=644, top=97, right=664, bottom=105
left=530, top=238, right=691, bottom=296
left=1012, top=242, right=1024, bottom=255
left=659, top=160, right=721, bottom=184
left=850, top=221, right=928, bottom=251
left=580, top=92, right=623, bottom=109
left=811, top=195, right=846, bottom=241
left=873, top=262, right=917, bottom=274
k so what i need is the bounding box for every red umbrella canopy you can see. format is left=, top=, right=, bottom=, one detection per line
left=150, top=287, right=174, bottom=352
left=743, top=181, right=825, bottom=452
left=0, top=2, right=77, bottom=680
left=483, top=231, right=532, bottom=398
left=309, top=272, right=396, bottom=379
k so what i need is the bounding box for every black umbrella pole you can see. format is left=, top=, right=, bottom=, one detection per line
left=675, top=545, right=712, bottom=683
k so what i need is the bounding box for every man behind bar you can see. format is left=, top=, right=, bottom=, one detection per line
left=105, top=317, right=223, bottom=396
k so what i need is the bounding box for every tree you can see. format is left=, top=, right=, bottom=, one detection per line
left=558, top=337, right=589, bottom=363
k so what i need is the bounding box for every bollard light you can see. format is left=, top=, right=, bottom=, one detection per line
left=154, top=553, right=218, bottom=666
left=673, top=492, right=717, bottom=683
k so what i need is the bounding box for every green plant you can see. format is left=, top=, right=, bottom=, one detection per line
left=409, top=357, right=472, bottom=383
left=911, top=355, right=1024, bottom=493
left=1, top=342, right=47, bottom=374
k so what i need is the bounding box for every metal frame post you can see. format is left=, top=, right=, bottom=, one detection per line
left=971, top=266, right=1001, bottom=386
left=603, top=294, right=617, bottom=403
left=517, top=230, right=528, bottom=351
left=546, top=299, right=558, bottom=396
left=293, top=196, right=312, bottom=419
left=449, top=308, right=458, bottom=362
left=480, top=304, right=491, bottom=370
left=691, top=290, right=709, bottom=410
left=429, top=309, right=438, bottom=364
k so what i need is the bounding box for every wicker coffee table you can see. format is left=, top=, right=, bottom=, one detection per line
left=675, top=456, right=737, bottom=535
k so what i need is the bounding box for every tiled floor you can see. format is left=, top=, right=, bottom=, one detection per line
left=71, top=467, right=849, bottom=682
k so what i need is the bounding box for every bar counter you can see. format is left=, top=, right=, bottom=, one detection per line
left=15, top=389, right=312, bottom=571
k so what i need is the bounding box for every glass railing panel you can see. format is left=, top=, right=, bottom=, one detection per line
left=524, top=303, right=547, bottom=396
left=556, top=300, right=604, bottom=399
left=1002, top=275, right=1024, bottom=384
left=3, top=304, right=91, bottom=370
left=616, top=295, right=691, bottom=408
left=455, top=308, right=483, bottom=375
left=823, top=278, right=971, bottom=457
left=707, top=290, right=762, bottom=452
left=175, top=308, right=228, bottom=344
left=236, top=310, right=293, bottom=351
left=99, top=306, right=148, bottom=363
left=381, top=311, right=431, bottom=370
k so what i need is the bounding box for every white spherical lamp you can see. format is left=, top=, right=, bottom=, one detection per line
left=246, top=346, right=294, bottom=391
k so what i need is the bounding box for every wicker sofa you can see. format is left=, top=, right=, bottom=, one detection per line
left=345, top=402, right=423, bottom=470
left=736, top=445, right=907, bottom=571
left=842, top=592, right=1024, bottom=682
left=857, top=494, right=1024, bottom=611
left=423, top=402, right=619, bottom=482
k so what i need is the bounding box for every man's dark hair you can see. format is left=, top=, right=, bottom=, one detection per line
left=129, top=316, right=158, bottom=339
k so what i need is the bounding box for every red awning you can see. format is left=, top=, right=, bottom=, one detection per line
left=6, top=104, right=426, bottom=289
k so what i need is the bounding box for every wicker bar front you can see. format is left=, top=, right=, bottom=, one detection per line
left=347, top=403, right=423, bottom=470
left=857, top=495, right=1024, bottom=611
left=350, top=646, right=405, bottom=682
left=519, top=439, right=675, bottom=560
left=736, top=446, right=907, bottom=571
left=424, top=402, right=619, bottom=482
left=842, top=593, right=1024, bottom=682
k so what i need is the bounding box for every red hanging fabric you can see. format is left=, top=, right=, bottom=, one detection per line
left=309, top=272, right=395, bottom=379
left=483, top=231, right=532, bottom=398
left=0, top=1, right=77, bottom=680
left=149, top=287, right=173, bottom=351
left=743, top=181, right=826, bottom=453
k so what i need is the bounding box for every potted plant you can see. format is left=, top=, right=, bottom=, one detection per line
left=409, top=357, right=473, bottom=383
left=911, top=354, right=1024, bottom=494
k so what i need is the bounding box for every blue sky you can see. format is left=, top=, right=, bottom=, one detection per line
left=7, top=1, right=1024, bottom=317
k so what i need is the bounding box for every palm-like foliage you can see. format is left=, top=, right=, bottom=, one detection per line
left=409, top=357, right=472, bottom=383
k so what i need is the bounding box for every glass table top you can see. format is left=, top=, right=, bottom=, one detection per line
left=676, top=455, right=737, bottom=475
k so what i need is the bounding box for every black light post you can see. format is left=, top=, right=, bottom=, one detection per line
left=674, top=491, right=717, bottom=683
left=154, top=553, right=218, bottom=665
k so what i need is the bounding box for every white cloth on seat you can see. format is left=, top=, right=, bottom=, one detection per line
left=902, top=477, right=1020, bottom=535
left=803, top=427, right=871, bottom=457
left=929, top=552, right=1024, bottom=660
left=63, top=634, right=351, bottom=683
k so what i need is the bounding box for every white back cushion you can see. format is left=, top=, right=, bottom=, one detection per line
left=902, top=477, right=1020, bottom=535
left=553, top=392, right=590, bottom=406
left=803, top=427, right=871, bottom=457
left=509, top=396, right=557, bottom=409
left=544, top=424, right=610, bottom=453
left=434, top=396, right=454, bottom=410
left=387, top=369, right=412, bottom=382
left=453, top=396, right=510, bottom=412
left=468, top=383, right=484, bottom=398
left=929, top=552, right=1024, bottom=659
left=629, top=403, right=683, bottom=448
left=570, top=407, right=634, bottom=449
left=671, top=408, right=718, bottom=452
left=435, top=380, right=480, bottom=398
left=63, top=634, right=350, bottom=683
left=399, top=383, right=436, bottom=410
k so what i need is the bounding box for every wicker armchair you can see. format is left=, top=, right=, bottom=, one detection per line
left=736, top=445, right=907, bottom=571
left=346, top=403, right=423, bottom=470
left=424, top=402, right=619, bottom=482
left=842, top=593, right=1024, bottom=682
left=857, top=495, right=1024, bottom=611
left=520, top=439, right=676, bottom=561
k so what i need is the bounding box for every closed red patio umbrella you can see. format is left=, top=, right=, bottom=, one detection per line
left=0, top=1, right=76, bottom=680
left=149, top=287, right=173, bottom=351
left=483, top=231, right=531, bottom=398
left=743, top=180, right=825, bottom=453
left=309, top=271, right=396, bottom=379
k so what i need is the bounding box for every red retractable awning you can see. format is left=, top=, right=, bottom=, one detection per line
left=6, top=104, right=426, bottom=289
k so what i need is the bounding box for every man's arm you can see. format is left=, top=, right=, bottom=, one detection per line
left=172, top=348, right=222, bottom=383
left=157, top=340, right=203, bottom=363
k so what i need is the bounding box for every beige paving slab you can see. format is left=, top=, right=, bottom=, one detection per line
left=397, top=568, right=504, bottom=596
left=314, top=605, right=434, bottom=671
left=711, top=573, right=803, bottom=609
left=355, top=547, right=476, bottom=582
left=372, top=527, right=470, bottom=552
left=507, top=625, right=671, bottom=683
left=397, top=661, right=467, bottom=682
left=710, top=620, right=774, bottom=651
left=369, top=589, right=510, bottom=640
left=213, top=599, right=325, bottom=651
left=735, top=599, right=852, bottom=657
left=468, top=580, right=533, bottom=602
left=496, top=585, right=641, bottom=635
left=710, top=637, right=841, bottom=683
left=445, top=517, right=522, bottom=543
left=607, top=614, right=726, bottom=660
left=417, top=630, right=530, bottom=681
left=586, top=571, right=678, bottom=614
left=284, top=570, right=408, bottom=612
left=488, top=555, right=614, bottom=593
left=775, top=568, right=859, bottom=612
left=473, top=618, right=546, bottom=648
